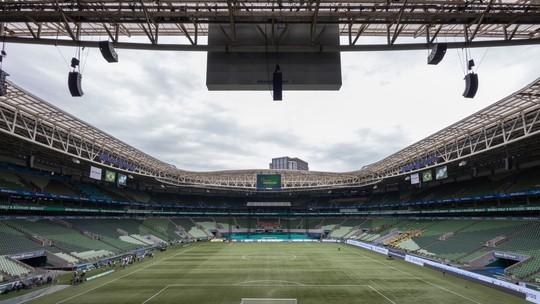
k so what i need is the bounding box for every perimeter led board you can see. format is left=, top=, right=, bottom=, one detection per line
left=256, top=174, right=282, bottom=191
left=207, top=24, right=341, bottom=91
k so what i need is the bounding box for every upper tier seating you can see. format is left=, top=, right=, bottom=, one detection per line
left=73, top=183, right=112, bottom=201
left=0, top=172, right=30, bottom=191
left=43, top=179, right=81, bottom=196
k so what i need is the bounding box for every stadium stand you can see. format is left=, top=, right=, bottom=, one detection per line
left=6, top=219, right=119, bottom=256
left=170, top=218, right=209, bottom=239
left=66, top=219, right=141, bottom=251
left=413, top=221, right=526, bottom=261
left=0, top=256, right=33, bottom=278
left=0, top=172, right=31, bottom=191
left=72, top=183, right=112, bottom=201
left=142, top=218, right=183, bottom=241
left=0, top=222, right=45, bottom=255
left=0, top=83, right=539, bottom=289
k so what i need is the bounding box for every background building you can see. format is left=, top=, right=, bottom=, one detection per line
left=269, top=157, right=309, bottom=171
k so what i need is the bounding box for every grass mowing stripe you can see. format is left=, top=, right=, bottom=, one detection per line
left=368, top=285, right=397, bottom=304
left=55, top=245, right=195, bottom=304
left=30, top=242, right=524, bottom=304
left=164, top=284, right=372, bottom=287
left=141, top=285, right=169, bottom=304
left=345, top=245, right=483, bottom=304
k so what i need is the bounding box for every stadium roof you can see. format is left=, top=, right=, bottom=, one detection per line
left=0, top=77, right=539, bottom=189
left=1, top=0, right=540, bottom=51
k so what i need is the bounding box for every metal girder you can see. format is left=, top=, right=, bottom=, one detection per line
left=1, top=77, right=540, bottom=190
left=0, top=0, right=539, bottom=50
left=468, top=0, right=495, bottom=42
left=4, top=35, right=540, bottom=52
left=364, top=78, right=540, bottom=179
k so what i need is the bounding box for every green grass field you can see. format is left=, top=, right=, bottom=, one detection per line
left=30, top=242, right=527, bottom=304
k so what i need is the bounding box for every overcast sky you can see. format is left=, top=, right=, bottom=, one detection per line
left=3, top=37, right=540, bottom=172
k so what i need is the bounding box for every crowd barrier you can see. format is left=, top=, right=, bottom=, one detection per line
left=345, top=239, right=540, bottom=304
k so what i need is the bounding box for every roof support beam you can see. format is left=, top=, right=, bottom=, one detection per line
left=5, top=36, right=540, bottom=52
left=310, top=0, right=321, bottom=42
left=468, top=0, right=495, bottom=42
left=226, top=0, right=236, bottom=41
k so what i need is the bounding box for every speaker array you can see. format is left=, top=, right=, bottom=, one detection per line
left=273, top=65, right=283, bottom=101
left=463, top=73, right=479, bottom=99
left=68, top=71, right=84, bottom=97
left=99, top=41, right=118, bottom=63
left=0, top=69, right=8, bottom=97
left=427, top=43, right=447, bottom=65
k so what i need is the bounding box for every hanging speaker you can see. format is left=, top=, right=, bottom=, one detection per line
left=68, top=72, right=84, bottom=97
left=463, top=73, right=479, bottom=98
left=0, top=69, right=8, bottom=97
left=427, top=43, right=447, bottom=65
left=98, top=41, right=118, bottom=63
left=273, top=65, right=283, bottom=101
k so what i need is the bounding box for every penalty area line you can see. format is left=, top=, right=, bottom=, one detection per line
left=142, top=285, right=169, bottom=304
left=346, top=247, right=483, bottom=304
left=55, top=245, right=195, bottom=304
left=162, top=283, right=373, bottom=287
left=368, top=285, right=397, bottom=304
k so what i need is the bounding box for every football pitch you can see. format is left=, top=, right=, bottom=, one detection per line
left=31, top=242, right=527, bottom=304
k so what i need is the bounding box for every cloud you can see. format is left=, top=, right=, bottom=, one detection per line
left=3, top=39, right=540, bottom=172
left=304, top=126, right=411, bottom=172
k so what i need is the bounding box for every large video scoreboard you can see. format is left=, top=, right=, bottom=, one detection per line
left=256, top=174, right=282, bottom=191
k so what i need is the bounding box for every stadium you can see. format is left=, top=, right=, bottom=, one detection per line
left=1, top=1, right=540, bottom=304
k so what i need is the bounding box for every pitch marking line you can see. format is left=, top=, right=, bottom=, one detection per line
left=141, top=285, right=169, bottom=304
left=163, top=283, right=372, bottom=287
left=55, top=245, right=195, bottom=304
left=368, top=285, right=397, bottom=304
left=235, top=280, right=305, bottom=286
left=241, top=254, right=297, bottom=261
left=140, top=283, right=380, bottom=304
left=346, top=247, right=483, bottom=304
